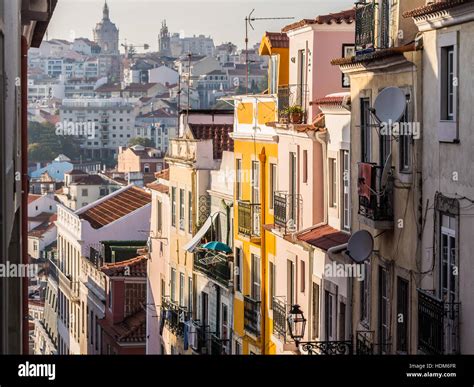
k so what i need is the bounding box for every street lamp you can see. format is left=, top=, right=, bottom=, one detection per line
left=287, top=304, right=306, bottom=344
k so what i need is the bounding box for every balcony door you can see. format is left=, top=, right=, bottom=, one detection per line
left=289, top=152, right=297, bottom=226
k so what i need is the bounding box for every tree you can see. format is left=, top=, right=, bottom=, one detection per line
left=28, top=143, right=55, bottom=163
left=128, top=137, right=155, bottom=147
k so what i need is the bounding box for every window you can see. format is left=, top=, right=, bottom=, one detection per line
left=236, top=159, right=242, bottom=200
left=179, top=189, right=185, bottom=230
left=325, top=290, right=334, bottom=340
left=270, top=55, right=278, bottom=94
left=188, top=276, right=193, bottom=315
left=269, top=163, right=277, bottom=209
left=312, top=282, right=319, bottom=339
left=179, top=272, right=185, bottom=307
left=251, top=161, right=260, bottom=203
left=108, top=281, right=113, bottom=309
left=157, top=201, right=162, bottom=232
left=82, top=189, right=88, bottom=197
left=234, top=341, right=241, bottom=355
left=378, top=266, right=389, bottom=353
left=269, top=262, right=275, bottom=309
left=235, top=247, right=242, bottom=293
left=287, top=260, right=295, bottom=307
left=144, top=164, right=150, bottom=173
left=380, top=116, right=391, bottom=166
left=300, top=260, right=305, bottom=293
left=360, top=262, right=371, bottom=324
left=329, top=158, right=337, bottom=208
left=339, top=302, right=346, bottom=340
left=171, top=187, right=176, bottom=227
left=251, top=254, right=261, bottom=301
left=170, top=268, right=176, bottom=302
left=440, top=214, right=456, bottom=303
left=297, top=49, right=307, bottom=108
left=289, top=152, right=297, bottom=222
left=188, top=191, right=193, bottom=233
left=360, top=98, right=371, bottom=162
left=342, top=150, right=350, bottom=231
left=397, top=277, right=409, bottom=353
left=302, top=150, right=308, bottom=183
left=221, top=303, right=229, bottom=343
left=441, top=45, right=456, bottom=121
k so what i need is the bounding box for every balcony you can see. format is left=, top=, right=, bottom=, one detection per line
left=274, top=192, right=302, bottom=234
left=418, top=289, right=460, bottom=355
left=300, top=340, right=353, bottom=355
left=244, top=295, right=261, bottom=337
left=162, top=296, right=188, bottom=338
left=358, top=163, right=393, bottom=229
left=190, top=320, right=209, bottom=354
left=193, top=254, right=232, bottom=288
left=355, top=0, right=390, bottom=55
left=272, top=297, right=288, bottom=339
left=356, top=330, right=391, bottom=355
left=210, top=334, right=230, bottom=355
left=277, top=84, right=308, bottom=123
left=237, top=201, right=261, bottom=239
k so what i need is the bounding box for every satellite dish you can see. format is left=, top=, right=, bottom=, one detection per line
left=373, top=87, right=406, bottom=123
left=345, top=230, right=374, bottom=263
left=381, top=153, right=393, bottom=188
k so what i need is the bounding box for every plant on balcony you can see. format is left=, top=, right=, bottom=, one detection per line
left=283, top=105, right=304, bottom=124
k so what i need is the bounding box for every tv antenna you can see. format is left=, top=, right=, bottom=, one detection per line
left=244, top=9, right=294, bottom=94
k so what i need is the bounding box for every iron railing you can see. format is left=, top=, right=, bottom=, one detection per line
left=358, top=163, right=393, bottom=224
left=272, top=297, right=288, bottom=338
left=300, top=340, right=353, bottom=355
left=244, top=295, right=261, bottom=337
left=274, top=192, right=302, bottom=233
left=190, top=320, right=210, bottom=354
left=193, top=254, right=232, bottom=288
left=162, top=297, right=188, bottom=338
left=238, top=201, right=261, bottom=238
left=355, top=1, right=375, bottom=52
left=210, top=334, right=230, bottom=355
left=418, top=289, right=460, bottom=355
left=356, top=330, right=392, bottom=355
left=277, top=84, right=308, bottom=122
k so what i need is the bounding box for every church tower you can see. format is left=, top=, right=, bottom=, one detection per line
left=93, top=1, right=119, bottom=55
left=158, top=20, right=171, bottom=56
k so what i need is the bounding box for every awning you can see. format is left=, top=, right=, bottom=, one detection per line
left=183, top=214, right=215, bottom=253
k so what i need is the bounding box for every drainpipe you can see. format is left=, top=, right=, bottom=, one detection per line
left=314, top=130, right=328, bottom=225
left=21, top=36, right=29, bottom=355
left=258, top=148, right=267, bottom=354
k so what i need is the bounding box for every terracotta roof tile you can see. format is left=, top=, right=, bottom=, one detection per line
left=28, top=194, right=41, bottom=204
left=264, top=32, right=289, bottom=49
left=99, top=309, right=146, bottom=343
left=297, top=225, right=350, bottom=251
left=79, top=186, right=151, bottom=229
left=147, top=183, right=169, bottom=194
left=331, top=44, right=416, bottom=66
left=404, top=0, right=473, bottom=18
left=101, top=255, right=147, bottom=277
left=155, top=168, right=169, bottom=180
left=311, top=96, right=345, bottom=106
left=188, top=124, right=234, bottom=160
left=282, top=9, right=355, bottom=32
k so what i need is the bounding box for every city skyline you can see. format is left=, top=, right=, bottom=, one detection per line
left=46, top=0, right=355, bottom=51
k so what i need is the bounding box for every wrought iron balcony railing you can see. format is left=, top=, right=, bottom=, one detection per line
left=355, top=0, right=391, bottom=54
left=210, top=334, right=230, bottom=355
left=300, top=340, right=353, bottom=355
left=356, top=330, right=392, bottom=355
left=418, top=289, right=460, bottom=355
left=272, top=297, right=288, bottom=339
left=238, top=201, right=261, bottom=238
left=358, top=163, right=393, bottom=228
left=277, top=84, right=308, bottom=123
left=274, top=192, right=302, bottom=234
left=193, top=253, right=232, bottom=288
left=162, top=297, right=188, bottom=338
left=244, top=295, right=261, bottom=337
left=190, top=319, right=210, bottom=354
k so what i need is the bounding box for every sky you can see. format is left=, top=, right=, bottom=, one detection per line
left=47, top=0, right=355, bottom=51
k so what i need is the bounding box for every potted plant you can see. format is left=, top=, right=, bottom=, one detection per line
left=287, top=105, right=304, bottom=124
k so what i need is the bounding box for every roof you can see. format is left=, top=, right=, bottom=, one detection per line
left=28, top=194, right=42, bottom=205
left=404, top=0, right=474, bottom=18
left=264, top=32, right=290, bottom=49
left=297, top=225, right=350, bottom=251
left=282, top=8, right=355, bottom=33
left=99, top=309, right=146, bottom=343
left=311, top=93, right=349, bottom=107
left=71, top=174, right=109, bottom=186
left=67, top=169, right=88, bottom=175
left=155, top=168, right=169, bottom=180
left=331, top=44, right=416, bottom=66
left=29, top=214, right=57, bottom=238
left=138, top=109, right=174, bottom=118
left=188, top=123, right=234, bottom=159
left=101, top=255, right=147, bottom=277
left=124, top=83, right=158, bottom=93
left=95, top=83, right=122, bottom=93
left=147, top=183, right=169, bottom=194
left=79, top=186, right=151, bottom=229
